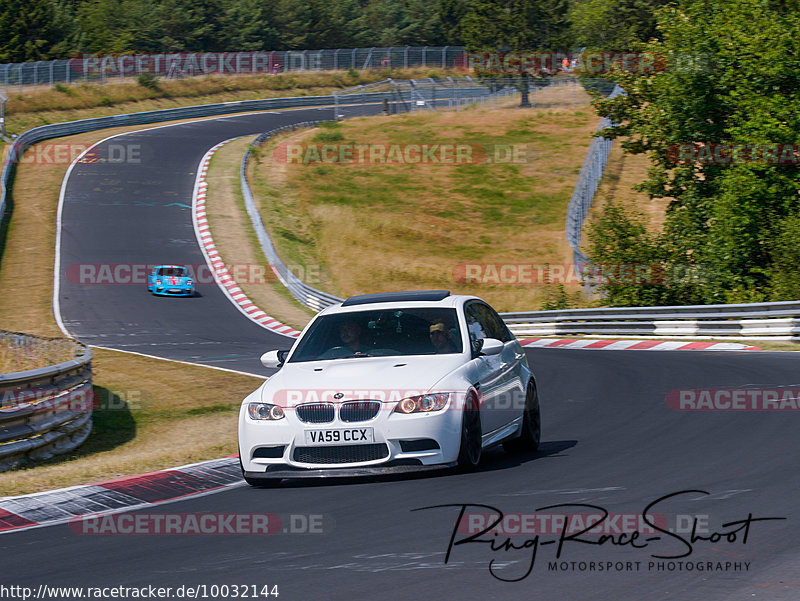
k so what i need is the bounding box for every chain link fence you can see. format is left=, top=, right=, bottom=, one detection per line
left=565, top=83, right=625, bottom=281
left=0, top=47, right=468, bottom=93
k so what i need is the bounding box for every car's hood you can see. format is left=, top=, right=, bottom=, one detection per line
left=262, top=354, right=466, bottom=405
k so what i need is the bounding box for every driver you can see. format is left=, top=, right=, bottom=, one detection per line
left=338, top=320, right=364, bottom=352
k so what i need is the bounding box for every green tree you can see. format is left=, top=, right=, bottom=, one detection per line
left=157, top=0, right=224, bottom=51
left=459, top=0, right=570, bottom=51
left=591, top=0, right=800, bottom=303
left=438, top=0, right=470, bottom=44
left=767, top=215, right=800, bottom=301
left=77, top=0, right=164, bottom=52
left=0, top=0, right=78, bottom=62
left=220, top=0, right=280, bottom=51
left=568, top=0, right=670, bottom=51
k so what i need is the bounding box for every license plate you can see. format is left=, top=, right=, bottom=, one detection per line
left=304, top=428, right=374, bottom=445
left=169, top=289, right=181, bottom=293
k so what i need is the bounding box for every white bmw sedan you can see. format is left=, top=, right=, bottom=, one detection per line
left=238, top=290, right=540, bottom=485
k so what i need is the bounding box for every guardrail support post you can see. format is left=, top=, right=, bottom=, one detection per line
left=333, top=91, right=339, bottom=121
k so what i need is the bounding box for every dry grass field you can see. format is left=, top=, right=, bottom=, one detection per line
left=249, top=83, right=598, bottom=312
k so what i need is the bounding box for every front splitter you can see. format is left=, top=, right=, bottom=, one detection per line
left=245, top=462, right=456, bottom=479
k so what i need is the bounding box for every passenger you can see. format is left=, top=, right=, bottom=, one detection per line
left=429, top=321, right=456, bottom=354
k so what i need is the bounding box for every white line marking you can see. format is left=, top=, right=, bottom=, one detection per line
left=90, top=345, right=266, bottom=378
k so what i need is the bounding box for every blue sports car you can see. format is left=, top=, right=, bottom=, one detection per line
left=147, top=265, right=195, bottom=296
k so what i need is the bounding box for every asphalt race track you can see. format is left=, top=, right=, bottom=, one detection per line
left=3, top=349, right=800, bottom=599
left=57, top=105, right=381, bottom=375
left=5, top=106, right=800, bottom=600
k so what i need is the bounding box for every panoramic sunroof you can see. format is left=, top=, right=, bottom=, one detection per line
left=341, top=290, right=451, bottom=307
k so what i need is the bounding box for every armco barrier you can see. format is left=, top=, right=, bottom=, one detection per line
left=239, top=80, right=518, bottom=312
left=0, top=331, right=92, bottom=471
left=499, top=301, right=800, bottom=340
left=240, top=124, right=345, bottom=313
left=7, top=81, right=793, bottom=344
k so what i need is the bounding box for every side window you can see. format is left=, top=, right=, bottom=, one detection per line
left=465, top=303, right=491, bottom=344
left=469, top=303, right=511, bottom=343
left=484, top=305, right=513, bottom=343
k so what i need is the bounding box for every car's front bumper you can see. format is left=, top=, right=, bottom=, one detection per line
left=239, top=401, right=463, bottom=475
left=152, top=287, right=194, bottom=296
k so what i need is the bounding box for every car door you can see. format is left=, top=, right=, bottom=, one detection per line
left=480, top=303, right=527, bottom=428
left=465, top=301, right=513, bottom=436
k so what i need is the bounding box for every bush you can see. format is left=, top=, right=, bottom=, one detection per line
left=586, top=202, right=674, bottom=306
left=99, top=96, right=113, bottom=107
left=247, top=144, right=261, bottom=162
left=136, top=72, right=161, bottom=91
left=312, top=121, right=344, bottom=143
left=766, top=214, right=800, bottom=300
left=540, top=284, right=581, bottom=310
left=54, top=83, right=75, bottom=95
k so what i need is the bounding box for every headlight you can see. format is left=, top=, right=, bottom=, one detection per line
left=186, top=280, right=193, bottom=286
left=248, top=403, right=285, bottom=420
left=394, top=393, right=450, bottom=414
left=155, top=279, right=162, bottom=285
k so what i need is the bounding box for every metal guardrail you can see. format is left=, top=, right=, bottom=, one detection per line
left=1, top=47, right=468, bottom=92
left=0, top=331, right=93, bottom=471
left=239, top=81, right=518, bottom=312
left=500, top=301, right=800, bottom=339
left=241, top=123, right=344, bottom=312
left=0, top=86, right=492, bottom=240
left=5, top=81, right=793, bottom=345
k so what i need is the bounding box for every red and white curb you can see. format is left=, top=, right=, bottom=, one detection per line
left=0, top=457, right=242, bottom=534
left=518, top=338, right=762, bottom=351
left=192, top=139, right=301, bottom=338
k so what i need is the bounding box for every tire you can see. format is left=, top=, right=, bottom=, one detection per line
left=239, top=456, right=282, bottom=488
left=503, top=380, right=541, bottom=453
left=456, top=392, right=482, bottom=471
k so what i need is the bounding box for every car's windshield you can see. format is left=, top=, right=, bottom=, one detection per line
left=289, top=308, right=463, bottom=362
left=157, top=267, right=187, bottom=277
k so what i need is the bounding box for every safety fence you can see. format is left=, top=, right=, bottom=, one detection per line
left=564, top=83, right=625, bottom=277
left=0, top=331, right=92, bottom=471
left=0, top=47, right=467, bottom=92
